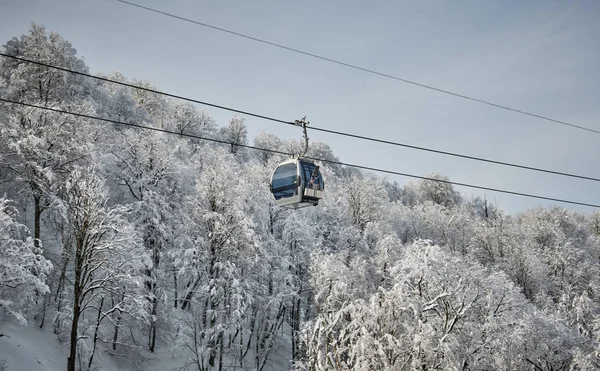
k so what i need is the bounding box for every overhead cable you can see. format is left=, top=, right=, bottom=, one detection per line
left=1, top=53, right=598, bottom=184
left=2, top=97, right=598, bottom=209
left=114, top=0, right=600, bottom=135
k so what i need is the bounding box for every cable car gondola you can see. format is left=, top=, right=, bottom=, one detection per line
left=269, top=117, right=324, bottom=208
left=270, top=157, right=324, bottom=208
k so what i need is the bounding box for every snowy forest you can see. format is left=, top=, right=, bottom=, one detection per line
left=1, top=24, right=600, bottom=371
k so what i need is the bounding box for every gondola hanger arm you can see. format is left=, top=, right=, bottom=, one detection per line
left=294, top=117, right=309, bottom=157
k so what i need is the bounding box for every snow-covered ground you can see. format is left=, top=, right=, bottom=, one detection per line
left=0, top=316, right=180, bottom=371
left=0, top=316, right=293, bottom=371
left=0, top=319, right=67, bottom=371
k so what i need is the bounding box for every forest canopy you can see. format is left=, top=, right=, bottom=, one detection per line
left=1, top=23, right=599, bottom=371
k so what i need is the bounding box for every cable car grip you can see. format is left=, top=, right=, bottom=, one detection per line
left=294, top=116, right=310, bottom=157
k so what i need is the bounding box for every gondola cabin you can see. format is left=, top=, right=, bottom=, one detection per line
left=270, top=158, right=324, bottom=208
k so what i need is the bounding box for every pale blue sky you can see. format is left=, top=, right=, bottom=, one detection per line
left=1, top=0, right=599, bottom=213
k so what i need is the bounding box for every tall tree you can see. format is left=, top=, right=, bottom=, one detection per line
left=0, top=23, right=93, bottom=247
left=0, top=197, right=52, bottom=324
left=253, top=131, right=283, bottom=165
left=220, top=116, right=248, bottom=155
left=63, top=166, right=146, bottom=371
left=418, top=172, right=462, bottom=208
left=175, top=148, right=261, bottom=369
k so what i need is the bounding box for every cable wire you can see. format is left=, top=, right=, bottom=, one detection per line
left=2, top=53, right=599, bottom=184
left=115, top=0, right=600, bottom=136
left=2, top=97, right=598, bottom=209
left=0, top=53, right=290, bottom=125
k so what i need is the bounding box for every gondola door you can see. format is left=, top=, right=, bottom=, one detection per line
left=270, top=161, right=301, bottom=207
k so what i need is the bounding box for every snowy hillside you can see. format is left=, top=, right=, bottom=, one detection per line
left=1, top=23, right=600, bottom=371
left=0, top=320, right=67, bottom=371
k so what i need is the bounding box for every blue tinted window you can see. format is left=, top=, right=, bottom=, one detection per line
left=272, top=163, right=298, bottom=199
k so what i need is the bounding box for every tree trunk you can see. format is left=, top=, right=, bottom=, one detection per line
left=112, top=292, right=124, bottom=351
left=218, top=332, right=224, bottom=371
left=54, top=252, right=71, bottom=301
left=67, top=280, right=81, bottom=371
left=207, top=268, right=219, bottom=367
left=54, top=286, right=65, bottom=335
left=304, top=291, right=312, bottom=322
left=180, top=276, right=202, bottom=311
left=242, top=303, right=257, bottom=360
left=173, top=267, right=178, bottom=309
left=68, top=233, right=84, bottom=371
left=148, top=291, right=158, bottom=352
left=147, top=243, right=160, bottom=352
left=87, top=296, right=104, bottom=370
left=256, top=302, right=285, bottom=370
left=208, top=304, right=217, bottom=368
left=37, top=292, right=51, bottom=328
left=291, top=286, right=304, bottom=365
left=33, top=194, right=42, bottom=248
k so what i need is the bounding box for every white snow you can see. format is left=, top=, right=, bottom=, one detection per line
left=0, top=316, right=294, bottom=371
left=0, top=318, right=66, bottom=371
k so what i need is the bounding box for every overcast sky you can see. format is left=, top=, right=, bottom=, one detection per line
left=1, top=0, right=599, bottom=214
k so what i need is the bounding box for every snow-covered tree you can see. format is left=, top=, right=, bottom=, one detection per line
left=0, top=23, right=93, bottom=247
left=104, top=128, right=184, bottom=352
left=253, top=131, right=283, bottom=164
left=0, top=197, right=52, bottom=325
left=174, top=148, right=262, bottom=369
left=0, top=23, right=91, bottom=105
left=1, top=105, right=92, bottom=245
left=169, top=101, right=216, bottom=138
left=220, top=116, right=248, bottom=155
left=301, top=240, right=581, bottom=371
left=62, top=166, right=147, bottom=371
left=417, top=173, right=462, bottom=208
